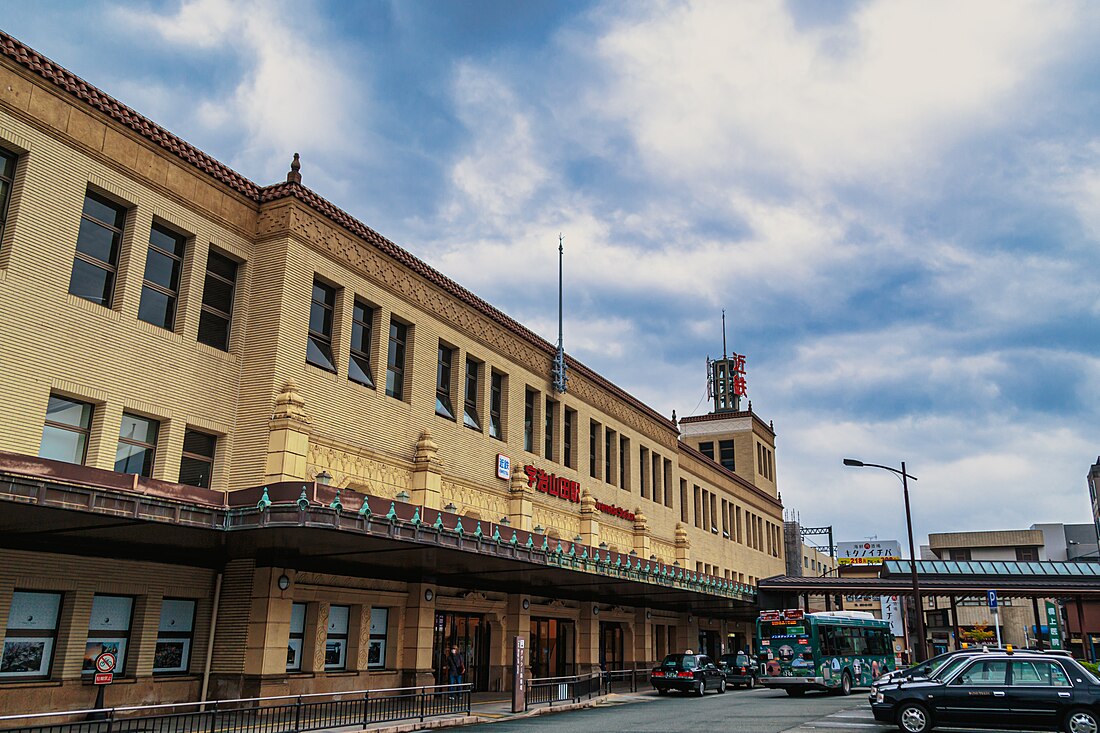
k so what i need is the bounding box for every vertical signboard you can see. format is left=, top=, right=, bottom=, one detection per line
left=879, top=596, right=905, bottom=637
left=511, top=636, right=526, bottom=713
left=1045, top=602, right=1063, bottom=650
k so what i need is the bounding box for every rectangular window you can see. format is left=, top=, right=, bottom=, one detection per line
left=197, top=249, right=238, bottom=351
left=604, top=429, right=613, bottom=483
left=386, top=319, right=407, bottom=399
left=711, top=494, right=718, bottom=532
left=368, top=608, right=388, bottom=669
left=652, top=453, right=662, bottom=505
left=115, top=413, right=159, bottom=477
left=138, top=223, right=186, bottom=330
left=286, top=602, right=306, bottom=672
left=664, top=460, right=673, bottom=508
left=563, top=408, right=575, bottom=468
left=544, top=398, right=555, bottom=460
left=83, top=595, right=133, bottom=677
left=489, top=371, right=504, bottom=440
left=1016, top=547, right=1039, bottom=562
left=639, top=447, right=649, bottom=499
left=680, top=479, right=688, bottom=522
left=693, top=485, right=702, bottom=528
left=719, top=440, right=735, bottom=471
left=620, top=436, right=628, bottom=490
left=524, top=389, right=536, bottom=452
left=348, top=299, right=375, bottom=387
left=702, top=489, right=710, bottom=529
left=699, top=441, right=714, bottom=460
left=589, top=421, right=600, bottom=478
left=464, top=359, right=481, bottom=430
left=307, top=279, right=337, bottom=372
left=179, top=429, right=216, bottom=488
left=948, top=548, right=972, bottom=561
left=325, top=605, right=349, bottom=670
left=69, top=190, right=125, bottom=307
left=722, top=499, right=729, bottom=537
left=39, top=395, right=94, bottom=465
left=0, top=147, right=16, bottom=246
left=436, top=344, right=455, bottom=419
left=0, top=591, right=62, bottom=679
left=153, top=599, right=195, bottom=674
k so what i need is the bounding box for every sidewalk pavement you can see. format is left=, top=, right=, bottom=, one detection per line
left=349, top=690, right=658, bottom=733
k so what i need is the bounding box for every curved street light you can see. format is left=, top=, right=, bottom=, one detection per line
left=843, top=458, right=927, bottom=663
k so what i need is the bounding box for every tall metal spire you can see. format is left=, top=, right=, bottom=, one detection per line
left=722, top=308, right=727, bottom=359
left=552, top=233, right=568, bottom=393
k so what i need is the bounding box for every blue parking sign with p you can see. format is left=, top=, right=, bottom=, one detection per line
left=987, top=590, right=998, bottom=609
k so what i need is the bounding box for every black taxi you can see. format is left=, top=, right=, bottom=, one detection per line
left=651, top=653, right=727, bottom=696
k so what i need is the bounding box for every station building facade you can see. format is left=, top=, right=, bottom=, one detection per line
left=0, top=30, right=785, bottom=714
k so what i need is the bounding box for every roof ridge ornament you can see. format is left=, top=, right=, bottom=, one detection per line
left=287, top=152, right=302, bottom=184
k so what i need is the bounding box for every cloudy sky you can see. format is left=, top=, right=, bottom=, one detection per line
left=6, top=0, right=1099, bottom=552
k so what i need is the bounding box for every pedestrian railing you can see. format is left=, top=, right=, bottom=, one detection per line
left=525, top=671, right=605, bottom=710
left=602, top=666, right=649, bottom=694
left=0, top=683, right=471, bottom=733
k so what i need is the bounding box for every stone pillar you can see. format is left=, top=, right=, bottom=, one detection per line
left=410, top=430, right=442, bottom=510
left=508, top=470, right=533, bottom=531
left=674, top=523, right=691, bottom=567
left=501, top=594, right=532, bottom=691
left=579, top=490, right=599, bottom=547
left=578, top=603, right=601, bottom=675
left=400, top=583, right=436, bottom=687
left=243, top=567, right=296, bottom=696
left=264, top=381, right=311, bottom=483
left=302, top=601, right=329, bottom=674
left=633, top=608, right=653, bottom=668
left=632, top=509, right=650, bottom=558
left=349, top=604, right=373, bottom=673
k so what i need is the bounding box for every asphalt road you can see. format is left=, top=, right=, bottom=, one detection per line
left=460, top=686, right=878, bottom=733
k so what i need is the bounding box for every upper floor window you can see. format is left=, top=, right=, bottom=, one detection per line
left=948, top=548, right=971, bottom=562
left=306, top=279, right=337, bottom=372
left=197, top=249, right=238, bottom=351
left=0, top=591, right=62, bottom=679
left=69, top=191, right=125, bottom=307
left=544, top=398, right=555, bottom=460
left=348, top=299, right=375, bottom=387
left=489, top=371, right=504, bottom=440
left=1016, top=547, right=1039, bottom=562
left=436, top=344, right=455, bottom=419
left=524, top=389, right=535, bottom=452
left=604, top=429, right=613, bottom=483
left=179, top=429, right=216, bottom=488
left=719, top=440, right=735, bottom=471
left=563, top=408, right=575, bottom=468
left=463, top=358, right=481, bottom=430
left=386, top=319, right=407, bottom=399
left=590, top=421, right=600, bottom=478
left=115, top=413, right=159, bottom=477
left=138, top=224, right=186, bottom=330
left=39, top=395, right=93, bottom=465
left=699, top=441, right=714, bottom=460
left=0, top=147, right=17, bottom=246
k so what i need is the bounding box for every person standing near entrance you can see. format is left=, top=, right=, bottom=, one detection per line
left=446, top=644, right=466, bottom=693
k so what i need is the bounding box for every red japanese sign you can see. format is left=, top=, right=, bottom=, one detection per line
left=594, top=500, right=635, bottom=522
left=523, top=465, right=580, bottom=503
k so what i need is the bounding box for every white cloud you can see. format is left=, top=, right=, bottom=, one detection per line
left=117, top=0, right=358, bottom=181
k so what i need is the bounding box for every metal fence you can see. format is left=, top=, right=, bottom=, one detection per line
left=524, top=671, right=606, bottom=710
left=602, top=666, right=649, bottom=694
left=0, top=684, right=471, bottom=733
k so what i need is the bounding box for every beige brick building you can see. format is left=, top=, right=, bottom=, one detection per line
left=0, top=30, right=784, bottom=714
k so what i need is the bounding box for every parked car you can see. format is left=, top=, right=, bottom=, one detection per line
left=719, top=652, right=759, bottom=688
left=870, top=650, right=1100, bottom=733
left=651, top=653, right=727, bottom=696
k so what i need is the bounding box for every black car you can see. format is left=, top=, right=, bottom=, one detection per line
left=651, top=653, right=727, bottom=696
left=719, top=652, right=759, bottom=688
left=870, top=650, right=1100, bottom=733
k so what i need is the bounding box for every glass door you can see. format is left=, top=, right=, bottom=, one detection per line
left=433, top=611, right=490, bottom=691
left=599, top=622, right=624, bottom=670
left=530, top=617, right=576, bottom=678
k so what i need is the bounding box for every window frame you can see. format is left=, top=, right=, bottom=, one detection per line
left=544, top=397, right=555, bottom=460
left=0, top=146, right=18, bottom=250
left=325, top=604, right=350, bottom=671
left=463, top=357, right=481, bottom=430
left=563, top=407, right=575, bottom=468
left=348, top=298, right=375, bottom=388
left=138, top=222, right=187, bottom=331
left=489, top=370, right=504, bottom=440
left=367, top=608, right=389, bottom=670
left=39, top=394, right=94, bottom=465
left=386, top=319, right=408, bottom=400
left=435, top=343, right=456, bottom=420
left=306, top=279, right=338, bottom=373
left=0, top=591, right=63, bottom=680
left=83, top=594, right=135, bottom=678
left=69, top=190, right=126, bottom=308
left=152, top=598, right=196, bottom=675
left=197, top=249, right=239, bottom=351
left=524, top=389, right=536, bottom=453
left=287, top=602, right=307, bottom=672
left=179, top=429, right=217, bottom=488
left=115, top=412, right=160, bottom=477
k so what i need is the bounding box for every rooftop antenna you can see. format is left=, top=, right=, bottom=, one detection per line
left=552, top=233, right=568, bottom=394
left=722, top=309, right=728, bottom=360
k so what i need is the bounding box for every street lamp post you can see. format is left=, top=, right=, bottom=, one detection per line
left=843, top=458, right=927, bottom=663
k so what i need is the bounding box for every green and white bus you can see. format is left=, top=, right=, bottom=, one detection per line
left=756, top=609, right=896, bottom=696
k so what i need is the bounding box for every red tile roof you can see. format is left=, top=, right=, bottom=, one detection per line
left=0, top=29, right=678, bottom=437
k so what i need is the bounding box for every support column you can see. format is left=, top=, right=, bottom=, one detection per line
left=580, top=490, right=599, bottom=547
left=674, top=523, right=690, bottom=567
left=950, top=596, right=960, bottom=651
left=401, top=583, right=436, bottom=687
left=503, top=594, right=531, bottom=691
left=410, top=430, right=442, bottom=510
left=578, top=604, right=600, bottom=675
left=1032, top=597, right=1046, bottom=650
left=633, top=609, right=652, bottom=668
left=243, top=567, right=295, bottom=697
left=508, top=470, right=533, bottom=531
left=264, top=381, right=312, bottom=483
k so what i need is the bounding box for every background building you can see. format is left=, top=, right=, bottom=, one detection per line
left=0, top=30, right=785, bottom=714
